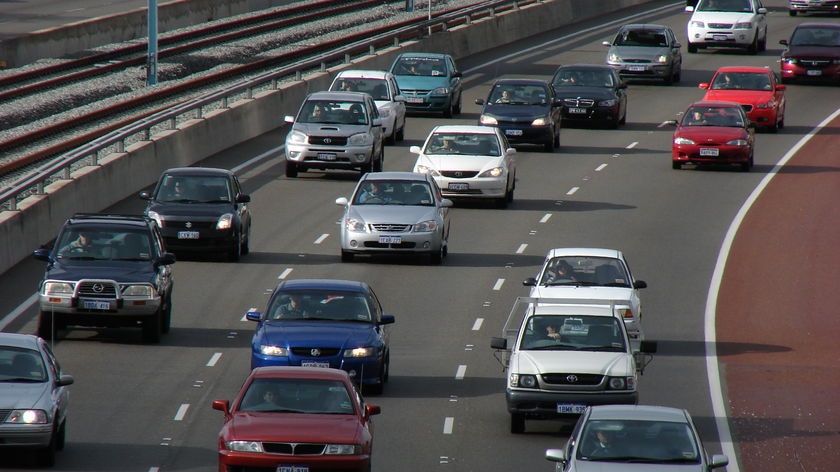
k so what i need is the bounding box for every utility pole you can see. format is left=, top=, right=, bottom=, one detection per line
left=147, top=0, right=158, bottom=86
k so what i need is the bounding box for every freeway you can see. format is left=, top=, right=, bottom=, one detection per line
left=1, top=1, right=838, bottom=471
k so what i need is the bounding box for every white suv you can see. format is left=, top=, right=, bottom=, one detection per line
left=329, top=70, right=406, bottom=144
left=685, top=0, right=768, bottom=54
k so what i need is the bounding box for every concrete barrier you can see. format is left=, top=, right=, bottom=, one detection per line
left=0, top=0, right=654, bottom=276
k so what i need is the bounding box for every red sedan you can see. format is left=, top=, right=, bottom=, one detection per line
left=212, top=366, right=381, bottom=472
left=699, top=66, right=786, bottom=132
left=668, top=101, right=755, bottom=172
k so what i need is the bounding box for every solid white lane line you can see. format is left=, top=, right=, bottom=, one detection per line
left=207, top=353, right=222, bottom=367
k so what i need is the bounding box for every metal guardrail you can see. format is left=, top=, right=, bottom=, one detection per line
left=0, top=0, right=534, bottom=212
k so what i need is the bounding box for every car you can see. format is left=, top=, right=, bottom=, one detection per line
left=0, top=333, right=74, bottom=467
left=602, top=23, right=682, bottom=84
left=410, top=125, right=517, bottom=207
left=246, top=279, right=395, bottom=395
left=699, top=66, right=786, bottom=132
left=388, top=52, right=463, bottom=117
left=329, top=70, right=407, bottom=144
left=139, top=167, right=252, bottom=261
left=667, top=100, right=756, bottom=171
left=33, top=213, right=176, bottom=343
left=685, top=0, right=769, bottom=54
left=550, top=64, right=628, bottom=128
left=788, top=0, right=840, bottom=16
left=335, top=171, right=452, bottom=264
left=284, top=91, right=384, bottom=178
left=212, top=366, right=380, bottom=472
left=546, top=404, right=729, bottom=471
left=779, top=22, right=840, bottom=84
left=522, top=248, right=648, bottom=343
left=474, top=78, right=562, bottom=151
left=490, top=297, right=657, bottom=434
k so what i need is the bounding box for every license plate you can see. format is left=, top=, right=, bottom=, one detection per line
left=807, top=69, right=822, bottom=76
left=699, top=148, right=719, bottom=156
left=406, top=97, right=424, bottom=103
left=568, top=107, right=587, bottom=114
left=317, top=153, right=336, bottom=161
left=557, top=403, right=587, bottom=414
left=713, top=34, right=727, bottom=41
left=379, top=235, right=402, bottom=244
left=505, top=129, right=523, bottom=136
left=178, top=231, right=199, bottom=239
left=82, top=300, right=111, bottom=310
left=277, top=466, right=308, bottom=472
left=448, top=182, right=469, bottom=191
left=627, top=65, right=646, bottom=71
left=301, top=361, right=329, bottom=368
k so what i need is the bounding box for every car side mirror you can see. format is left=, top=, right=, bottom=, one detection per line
left=237, top=194, right=251, bottom=203
left=522, top=277, right=537, bottom=287
left=664, top=119, right=678, bottom=127
left=475, top=98, right=485, bottom=105
left=335, top=197, right=349, bottom=206
left=491, top=337, right=508, bottom=350
left=634, top=280, right=647, bottom=289
left=139, top=191, right=152, bottom=200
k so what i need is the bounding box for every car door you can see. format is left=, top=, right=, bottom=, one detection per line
left=753, top=0, right=768, bottom=41
left=231, top=175, right=250, bottom=233
left=666, top=27, right=682, bottom=72
left=446, top=56, right=462, bottom=107
left=366, top=96, right=383, bottom=153
left=611, top=70, right=628, bottom=118
left=387, top=75, right=406, bottom=131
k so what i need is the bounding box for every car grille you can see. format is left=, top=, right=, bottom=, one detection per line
left=363, top=241, right=417, bottom=249
left=370, top=223, right=411, bottom=232
left=401, top=89, right=431, bottom=96
left=290, top=347, right=340, bottom=356
left=161, top=220, right=216, bottom=230
left=262, top=442, right=327, bottom=455
left=542, top=373, right=603, bottom=386
left=708, top=23, right=734, bottom=29
left=740, top=104, right=753, bottom=113
left=623, top=59, right=651, bottom=64
left=309, top=136, right=348, bottom=146
left=562, top=98, right=595, bottom=108
left=440, top=170, right=479, bottom=178
left=77, top=281, right=119, bottom=299
left=0, top=410, right=11, bottom=421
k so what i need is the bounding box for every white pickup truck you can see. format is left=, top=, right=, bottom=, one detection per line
left=490, top=297, right=656, bottom=434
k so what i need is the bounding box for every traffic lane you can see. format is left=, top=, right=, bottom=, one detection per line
left=717, top=119, right=840, bottom=472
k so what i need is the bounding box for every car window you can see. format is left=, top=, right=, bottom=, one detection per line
left=697, top=0, right=753, bottom=12
left=353, top=179, right=433, bottom=206
left=0, top=347, right=47, bottom=381
left=266, top=291, right=372, bottom=321
left=156, top=175, right=231, bottom=203
left=711, top=72, right=771, bottom=90
left=617, top=29, right=669, bottom=47
left=393, top=57, right=446, bottom=76
left=577, top=420, right=701, bottom=462
left=239, top=378, right=353, bottom=414
left=56, top=227, right=153, bottom=261
left=791, top=27, right=840, bottom=46
left=538, top=256, right=631, bottom=287
left=521, top=315, right=625, bottom=352
left=333, top=78, right=390, bottom=100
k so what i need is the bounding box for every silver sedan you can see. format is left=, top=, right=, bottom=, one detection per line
left=335, top=172, right=452, bottom=264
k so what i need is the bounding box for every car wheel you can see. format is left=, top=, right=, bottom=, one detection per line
left=544, top=134, right=555, bottom=152
left=778, top=114, right=785, bottom=129
left=396, top=122, right=405, bottom=141
left=37, top=430, right=57, bottom=467
left=285, top=162, right=298, bottom=178
left=143, top=311, right=162, bottom=343
left=672, top=161, right=682, bottom=170
left=747, top=34, right=758, bottom=54
left=759, top=32, right=767, bottom=52
left=443, top=102, right=453, bottom=118
left=430, top=246, right=444, bottom=265
left=688, top=43, right=698, bottom=53
left=453, top=95, right=462, bottom=115
left=341, top=250, right=354, bottom=262
left=37, top=311, right=55, bottom=341
left=360, top=160, right=373, bottom=177
left=228, top=234, right=241, bottom=262
left=161, top=292, right=172, bottom=334
left=373, top=148, right=384, bottom=172
left=510, top=414, right=525, bottom=434
left=740, top=154, right=753, bottom=172
left=55, top=420, right=67, bottom=451
left=240, top=224, right=250, bottom=256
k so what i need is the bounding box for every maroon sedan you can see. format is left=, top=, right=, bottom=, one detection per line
left=668, top=101, right=755, bottom=171
left=780, top=23, right=840, bottom=84
left=212, top=366, right=381, bottom=472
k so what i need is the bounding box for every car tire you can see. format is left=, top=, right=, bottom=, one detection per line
left=453, top=94, right=462, bottom=115
left=161, top=292, right=172, bottom=334
left=37, top=311, right=56, bottom=341
left=747, top=34, right=758, bottom=54
left=37, top=430, right=57, bottom=467
left=789, top=10, right=796, bottom=16
left=506, top=179, right=515, bottom=204
left=396, top=122, right=405, bottom=142
left=430, top=246, right=444, bottom=265
left=510, top=413, right=525, bottom=434
left=341, top=250, right=354, bottom=262
left=228, top=234, right=241, bottom=262
left=778, top=114, right=785, bottom=129
left=759, top=31, right=767, bottom=52
left=672, top=161, right=682, bottom=170
left=55, top=419, right=67, bottom=451
left=285, top=162, right=298, bottom=178
left=740, top=154, right=754, bottom=172
left=373, top=148, right=384, bottom=172
left=544, top=134, right=555, bottom=152
left=143, top=311, right=162, bottom=343
left=241, top=224, right=250, bottom=256
left=688, top=43, right=698, bottom=53
left=367, top=355, right=388, bottom=395
left=443, top=102, right=453, bottom=118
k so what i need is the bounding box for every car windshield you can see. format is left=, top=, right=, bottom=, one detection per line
left=697, top=0, right=753, bottom=13
left=332, top=78, right=391, bottom=100
left=0, top=347, right=47, bottom=382
left=553, top=69, right=615, bottom=87
left=423, top=133, right=501, bottom=156
left=299, top=100, right=368, bottom=125
left=266, top=291, right=372, bottom=322
left=789, top=27, right=840, bottom=47
left=238, top=378, right=354, bottom=414
left=155, top=175, right=232, bottom=203
left=520, top=315, right=625, bottom=352
left=538, top=256, right=631, bottom=287
left=56, top=228, right=153, bottom=261
left=681, top=107, right=745, bottom=127
left=577, top=419, right=701, bottom=463
left=710, top=72, right=771, bottom=91
left=393, top=57, right=447, bottom=76
left=488, top=85, right=548, bottom=105
left=615, top=29, right=668, bottom=47
left=353, top=180, right=434, bottom=206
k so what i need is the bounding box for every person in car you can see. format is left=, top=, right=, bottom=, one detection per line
left=686, top=109, right=708, bottom=126
left=275, top=294, right=308, bottom=319
left=60, top=231, right=95, bottom=256
left=309, top=104, right=326, bottom=122
left=495, top=89, right=512, bottom=103
left=358, top=181, right=389, bottom=203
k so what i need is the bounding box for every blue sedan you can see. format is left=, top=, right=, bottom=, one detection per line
left=247, top=279, right=395, bottom=395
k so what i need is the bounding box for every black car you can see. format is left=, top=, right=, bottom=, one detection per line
left=139, top=167, right=252, bottom=261
left=474, top=78, right=562, bottom=152
left=33, top=213, right=176, bottom=343
left=550, top=64, right=628, bottom=128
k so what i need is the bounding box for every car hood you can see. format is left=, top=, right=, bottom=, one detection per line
left=702, top=89, right=775, bottom=105
left=554, top=86, right=617, bottom=100
left=393, top=75, right=450, bottom=89
left=529, top=286, right=633, bottom=306
left=0, top=382, right=48, bottom=409
left=609, top=45, right=671, bottom=61
left=147, top=201, right=233, bottom=217
left=675, top=125, right=748, bottom=142
left=415, top=154, right=505, bottom=173
left=784, top=45, right=840, bottom=59
left=512, top=350, right=631, bottom=375
left=349, top=205, right=440, bottom=223
left=225, top=412, right=362, bottom=443
left=569, top=461, right=708, bottom=472
left=293, top=122, right=372, bottom=136
left=692, top=11, right=759, bottom=24
left=481, top=103, right=551, bottom=119
left=45, top=260, right=156, bottom=282
left=257, top=321, right=378, bottom=347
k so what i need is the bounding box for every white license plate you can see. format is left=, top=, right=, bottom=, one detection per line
left=82, top=300, right=111, bottom=310
left=448, top=182, right=469, bottom=191
left=627, top=65, right=646, bottom=71
left=699, top=148, right=719, bottom=156
left=379, top=235, right=402, bottom=244
left=807, top=69, right=822, bottom=76
left=317, top=153, right=336, bottom=161
left=713, top=34, right=727, bottom=41
left=301, top=361, right=330, bottom=368
left=177, top=231, right=199, bottom=239
left=406, top=97, right=424, bottom=103
left=557, top=403, right=587, bottom=414
left=568, top=107, right=587, bottom=114
left=505, top=129, right=523, bottom=136
left=278, top=466, right=308, bottom=472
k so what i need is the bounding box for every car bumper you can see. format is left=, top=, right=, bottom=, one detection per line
left=218, top=450, right=370, bottom=472
left=781, top=62, right=840, bottom=82
left=39, top=295, right=161, bottom=316
left=672, top=144, right=752, bottom=166
left=251, top=355, right=384, bottom=383
left=0, top=424, right=54, bottom=448
left=687, top=28, right=757, bottom=48
left=496, top=124, right=554, bottom=145
left=561, top=106, right=620, bottom=124
left=788, top=1, right=840, bottom=12
left=746, top=107, right=779, bottom=127
left=340, top=230, right=443, bottom=255
left=433, top=176, right=507, bottom=199
left=608, top=63, right=673, bottom=80
left=506, top=389, right=638, bottom=418
left=160, top=228, right=236, bottom=253
left=285, top=143, right=375, bottom=168
left=403, top=95, right=451, bottom=113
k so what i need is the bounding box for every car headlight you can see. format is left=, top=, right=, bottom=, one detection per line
left=324, top=444, right=361, bottom=455
left=656, top=55, right=668, bottom=64
left=287, top=130, right=308, bottom=144
left=755, top=100, right=775, bottom=109
left=413, top=220, right=439, bottom=232
left=259, top=345, right=289, bottom=357
left=43, top=281, right=74, bottom=296
left=479, top=115, right=498, bottom=125
left=344, top=346, right=376, bottom=358
left=379, top=108, right=392, bottom=118
left=431, top=87, right=450, bottom=95
left=510, top=373, right=538, bottom=388
left=414, top=165, right=441, bottom=177
left=674, top=137, right=696, bottom=145
left=344, top=217, right=367, bottom=233
left=226, top=441, right=264, bottom=452
left=6, top=410, right=48, bottom=424
left=348, top=132, right=373, bottom=146
left=833, top=59, right=840, bottom=65
left=147, top=210, right=163, bottom=227
left=216, top=213, right=234, bottom=231
left=478, top=167, right=504, bottom=178
left=607, top=52, right=621, bottom=62
left=726, top=139, right=750, bottom=146
left=734, top=21, right=753, bottom=29
left=599, top=99, right=618, bottom=107
left=690, top=20, right=705, bottom=28
left=122, top=284, right=155, bottom=297
left=531, top=115, right=551, bottom=126
left=607, top=376, right=636, bottom=390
